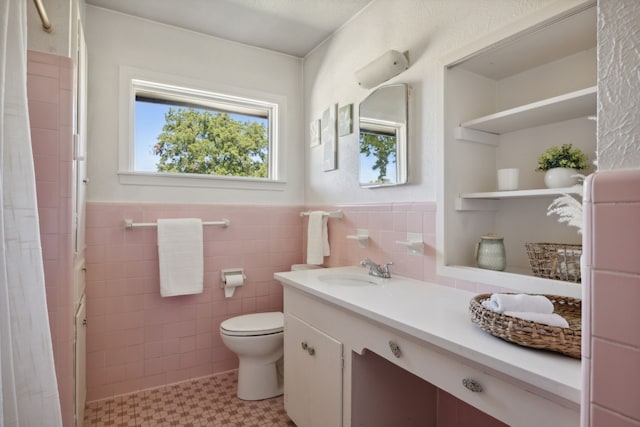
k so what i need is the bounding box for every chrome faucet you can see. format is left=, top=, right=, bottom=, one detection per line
left=360, top=258, right=393, bottom=278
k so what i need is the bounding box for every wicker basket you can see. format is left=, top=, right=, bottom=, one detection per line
left=469, top=293, right=581, bottom=359
left=525, top=243, right=582, bottom=283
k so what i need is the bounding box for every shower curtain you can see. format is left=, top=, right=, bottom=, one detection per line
left=0, top=0, right=62, bottom=425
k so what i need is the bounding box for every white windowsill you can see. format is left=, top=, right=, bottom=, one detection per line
left=118, top=171, right=287, bottom=191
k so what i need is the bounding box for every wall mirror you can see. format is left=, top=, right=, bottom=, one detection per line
left=358, top=83, right=408, bottom=187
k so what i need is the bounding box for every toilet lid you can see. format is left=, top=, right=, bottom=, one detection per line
left=220, top=312, right=284, bottom=336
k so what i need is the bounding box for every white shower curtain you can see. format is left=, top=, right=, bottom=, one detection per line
left=0, top=0, right=62, bottom=425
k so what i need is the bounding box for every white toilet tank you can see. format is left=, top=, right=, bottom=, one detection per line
left=291, top=264, right=324, bottom=271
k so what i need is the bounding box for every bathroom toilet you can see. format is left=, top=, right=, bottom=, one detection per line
left=220, top=265, right=323, bottom=400
left=220, top=312, right=284, bottom=400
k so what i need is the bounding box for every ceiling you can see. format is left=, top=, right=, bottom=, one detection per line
left=85, top=0, right=374, bottom=57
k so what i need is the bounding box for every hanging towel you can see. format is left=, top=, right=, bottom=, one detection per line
left=157, top=218, right=204, bottom=297
left=481, top=293, right=554, bottom=314
left=306, top=211, right=330, bottom=265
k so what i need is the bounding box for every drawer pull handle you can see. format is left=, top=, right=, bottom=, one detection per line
left=301, top=341, right=315, bottom=356
left=462, top=378, right=483, bottom=393
left=389, top=341, right=402, bottom=358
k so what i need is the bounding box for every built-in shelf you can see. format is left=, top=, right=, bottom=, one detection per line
left=460, top=187, right=582, bottom=200
left=456, top=187, right=582, bottom=211
left=443, top=2, right=595, bottom=297
left=457, top=86, right=596, bottom=137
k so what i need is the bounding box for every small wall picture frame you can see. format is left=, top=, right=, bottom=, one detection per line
left=321, top=104, right=337, bottom=171
left=338, top=104, right=353, bottom=136
left=309, top=119, right=321, bottom=147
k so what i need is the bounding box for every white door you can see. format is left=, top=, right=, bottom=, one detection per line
left=74, top=295, right=86, bottom=426
left=72, top=16, right=88, bottom=427
left=73, top=12, right=87, bottom=263
left=284, top=313, right=343, bottom=427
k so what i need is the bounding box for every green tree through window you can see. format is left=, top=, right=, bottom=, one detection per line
left=359, top=130, right=397, bottom=184
left=152, top=107, right=268, bottom=177
left=131, top=78, right=276, bottom=180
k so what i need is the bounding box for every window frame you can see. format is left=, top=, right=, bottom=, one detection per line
left=118, top=66, right=286, bottom=190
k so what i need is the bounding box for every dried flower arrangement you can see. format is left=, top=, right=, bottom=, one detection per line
left=546, top=175, right=586, bottom=234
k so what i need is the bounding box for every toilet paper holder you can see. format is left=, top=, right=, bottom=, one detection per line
left=221, top=268, right=246, bottom=298
left=221, top=268, right=246, bottom=286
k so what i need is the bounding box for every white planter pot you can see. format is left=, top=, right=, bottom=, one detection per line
left=544, top=167, right=579, bottom=188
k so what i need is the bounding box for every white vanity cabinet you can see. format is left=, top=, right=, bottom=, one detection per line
left=439, top=0, right=596, bottom=297
left=283, top=313, right=343, bottom=427
left=278, top=267, right=581, bottom=427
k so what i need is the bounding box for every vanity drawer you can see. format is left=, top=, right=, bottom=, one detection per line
left=355, top=325, right=579, bottom=427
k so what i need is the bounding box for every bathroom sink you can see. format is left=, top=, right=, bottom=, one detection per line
left=318, top=273, right=382, bottom=287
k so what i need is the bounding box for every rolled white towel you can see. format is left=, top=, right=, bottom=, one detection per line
left=503, top=311, right=570, bottom=329
left=481, top=293, right=554, bottom=314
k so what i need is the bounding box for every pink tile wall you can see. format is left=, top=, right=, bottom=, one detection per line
left=84, top=202, right=303, bottom=401
left=309, top=202, right=438, bottom=281
left=583, top=169, right=640, bottom=426
left=27, top=51, right=75, bottom=427
left=437, top=389, right=508, bottom=427
left=351, top=350, right=437, bottom=426
left=351, top=348, right=506, bottom=426
left=311, top=202, right=490, bottom=294
left=85, top=200, right=495, bottom=407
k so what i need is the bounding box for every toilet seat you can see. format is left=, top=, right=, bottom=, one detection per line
left=220, top=312, right=284, bottom=337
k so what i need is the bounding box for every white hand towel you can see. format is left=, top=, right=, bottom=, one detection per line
left=481, top=293, right=554, bottom=314
left=503, top=311, right=570, bottom=328
left=306, top=211, right=330, bottom=265
left=157, top=218, right=203, bottom=297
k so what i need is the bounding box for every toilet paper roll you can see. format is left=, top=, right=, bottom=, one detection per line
left=224, top=273, right=244, bottom=298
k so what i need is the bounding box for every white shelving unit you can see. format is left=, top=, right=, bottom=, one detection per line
left=458, top=86, right=596, bottom=136
left=439, top=1, right=596, bottom=298
left=456, top=187, right=583, bottom=211
left=461, top=187, right=582, bottom=200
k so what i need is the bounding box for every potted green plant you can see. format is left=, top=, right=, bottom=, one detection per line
left=536, top=144, right=588, bottom=188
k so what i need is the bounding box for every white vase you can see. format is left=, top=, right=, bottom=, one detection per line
left=544, top=167, right=579, bottom=188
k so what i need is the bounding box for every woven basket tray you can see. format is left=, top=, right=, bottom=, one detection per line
left=469, top=293, right=581, bottom=359
left=525, top=242, right=582, bottom=283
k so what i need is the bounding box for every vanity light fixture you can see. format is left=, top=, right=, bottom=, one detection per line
left=355, top=50, right=409, bottom=89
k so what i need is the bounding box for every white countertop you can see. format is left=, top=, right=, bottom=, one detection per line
left=275, top=266, right=581, bottom=405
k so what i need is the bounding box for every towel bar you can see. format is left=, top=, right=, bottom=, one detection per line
left=300, top=210, right=343, bottom=219
left=123, top=218, right=230, bottom=229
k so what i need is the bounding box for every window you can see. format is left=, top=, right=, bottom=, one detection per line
left=118, top=68, right=284, bottom=189
left=133, top=79, right=276, bottom=178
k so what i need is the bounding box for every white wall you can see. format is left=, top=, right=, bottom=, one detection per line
left=303, top=0, right=558, bottom=205
left=27, top=0, right=71, bottom=55
left=56, top=0, right=640, bottom=207
left=85, top=6, right=305, bottom=205
left=597, top=0, right=640, bottom=170
left=27, top=0, right=86, bottom=57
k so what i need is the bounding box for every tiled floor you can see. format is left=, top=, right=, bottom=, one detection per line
left=83, top=371, right=295, bottom=426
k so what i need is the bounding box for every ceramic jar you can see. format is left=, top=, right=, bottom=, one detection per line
left=544, top=167, right=579, bottom=188
left=476, top=233, right=506, bottom=271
